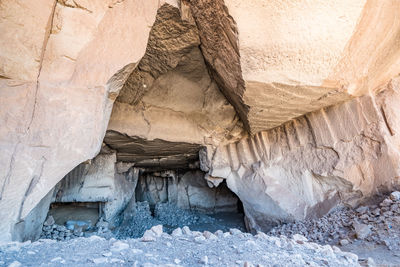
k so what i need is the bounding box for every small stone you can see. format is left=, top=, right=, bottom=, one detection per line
left=166, top=241, right=172, bottom=247
left=293, top=234, right=308, bottom=243
left=223, top=232, right=231, bottom=238
left=380, top=198, right=393, bottom=207
left=192, top=231, right=202, bottom=237
left=8, top=261, right=22, bottom=267
left=43, top=216, right=55, bottom=226
left=372, top=208, right=380, bottom=216
left=111, top=241, right=129, bottom=251
left=131, top=248, right=143, bottom=254
left=200, top=256, right=208, bottom=265
left=244, top=240, right=257, bottom=248
left=150, top=225, right=163, bottom=237
left=356, top=206, right=368, bottom=214
left=51, top=257, right=63, bottom=262
left=110, top=258, right=124, bottom=263
left=171, top=228, right=183, bottom=237
left=141, top=230, right=156, bottom=242
left=174, top=259, right=181, bottom=264
left=102, top=252, right=112, bottom=257
left=182, top=226, right=192, bottom=235
left=390, top=191, right=400, bottom=201
left=214, top=230, right=223, bottom=237
left=339, top=239, right=349, bottom=246
left=353, top=223, right=371, bottom=239
left=244, top=261, right=255, bottom=267
left=194, top=236, right=206, bottom=243
left=92, top=258, right=108, bottom=264
left=203, top=231, right=218, bottom=240
left=27, top=250, right=36, bottom=255
left=229, top=228, right=242, bottom=235
left=366, top=257, right=376, bottom=267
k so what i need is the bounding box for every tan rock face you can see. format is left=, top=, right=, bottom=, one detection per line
left=0, top=0, right=162, bottom=242
left=188, top=0, right=400, bottom=133
left=107, top=4, right=243, bottom=169
left=207, top=78, right=400, bottom=232
left=1, top=0, right=400, bottom=242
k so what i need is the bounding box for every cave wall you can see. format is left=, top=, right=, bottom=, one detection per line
left=0, top=0, right=166, bottom=242
left=136, top=170, right=238, bottom=213
left=1, top=0, right=400, bottom=242
left=53, top=151, right=137, bottom=224
left=207, top=77, right=400, bottom=232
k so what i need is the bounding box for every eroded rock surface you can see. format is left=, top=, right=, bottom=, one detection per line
left=207, top=78, right=400, bottom=232
left=1, top=0, right=400, bottom=246
left=107, top=3, right=243, bottom=168
left=0, top=0, right=164, bottom=242
left=188, top=0, right=400, bottom=133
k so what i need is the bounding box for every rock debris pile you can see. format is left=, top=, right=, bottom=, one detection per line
left=270, top=192, right=400, bottom=251
left=40, top=216, right=113, bottom=241
left=1, top=225, right=360, bottom=267
left=116, top=202, right=222, bottom=239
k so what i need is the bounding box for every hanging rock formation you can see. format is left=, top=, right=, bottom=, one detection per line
left=0, top=0, right=400, bottom=242
left=187, top=0, right=400, bottom=133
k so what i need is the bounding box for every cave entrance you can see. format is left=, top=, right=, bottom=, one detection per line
left=40, top=142, right=246, bottom=240
left=125, top=169, right=246, bottom=236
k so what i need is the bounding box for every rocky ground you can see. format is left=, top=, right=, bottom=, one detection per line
left=3, top=192, right=400, bottom=266
left=270, top=191, right=400, bottom=265
left=40, top=202, right=246, bottom=241
left=1, top=226, right=359, bottom=267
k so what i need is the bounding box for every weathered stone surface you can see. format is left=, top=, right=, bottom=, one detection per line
left=1, top=0, right=400, bottom=244
left=135, top=170, right=238, bottom=213
left=207, top=78, right=400, bottom=231
left=107, top=5, right=243, bottom=168
left=0, top=0, right=162, bottom=242
left=188, top=0, right=400, bottom=133
left=53, top=152, right=137, bottom=224
left=0, top=0, right=55, bottom=80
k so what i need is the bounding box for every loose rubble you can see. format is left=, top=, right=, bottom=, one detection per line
left=269, top=191, right=400, bottom=264
left=26, top=192, right=400, bottom=265
left=1, top=225, right=360, bottom=267
left=40, top=216, right=112, bottom=241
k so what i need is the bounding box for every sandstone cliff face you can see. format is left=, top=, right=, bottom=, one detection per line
left=188, top=0, right=400, bottom=133
left=106, top=4, right=243, bottom=169
left=207, top=78, right=400, bottom=232
left=0, top=0, right=165, bottom=241
left=0, top=0, right=400, bottom=242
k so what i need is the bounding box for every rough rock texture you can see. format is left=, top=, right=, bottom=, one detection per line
left=207, top=78, right=400, bottom=232
left=0, top=228, right=361, bottom=267
left=106, top=4, right=243, bottom=168
left=0, top=0, right=166, bottom=242
left=53, top=151, right=137, bottom=224
left=188, top=0, right=400, bottom=133
left=135, top=170, right=239, bottom=213
left=1, top=0, right=400, bottom=245
left=269, top=192, right=400, bottom=265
